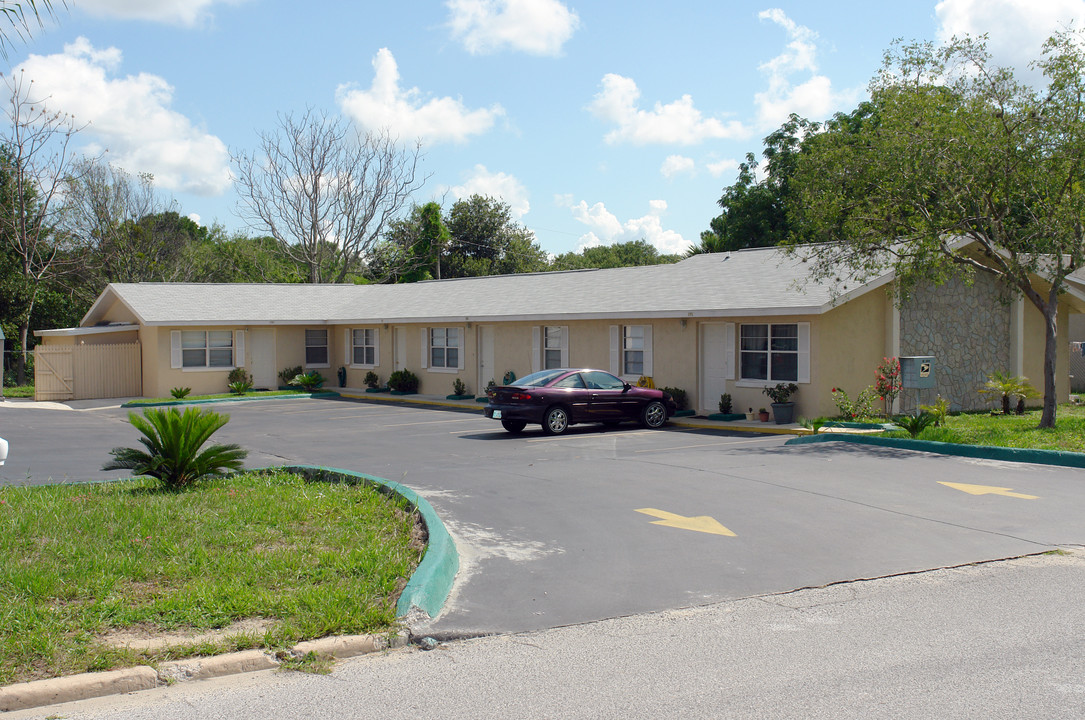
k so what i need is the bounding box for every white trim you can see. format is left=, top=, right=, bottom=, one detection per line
left=35, top=324, right=137, bottom=337
left=724, top=322, right=735, bottom=380
left=642, top=325, right=653, bottom=377
left=797, top=322, right=810, bottom=384
left=181, top=366, right=238, bottom=373
left=421, top=327, right=429, bottom=369
left=170, top=330, right=182, bottom=369
left=559, top=325, right=569, bottom=367
left=531, top=326, right=541, bottom=373
left=609, top=325, right=620, bottom=375
left=345, top=328, right=352, bottom=366
left=234, top=330, right=245, bottom=368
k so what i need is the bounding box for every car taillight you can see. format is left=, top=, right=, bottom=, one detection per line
left=510, top=392, right=532, bottom=400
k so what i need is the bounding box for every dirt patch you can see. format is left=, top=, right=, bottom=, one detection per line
left=99, top=618, right=277, bottom=652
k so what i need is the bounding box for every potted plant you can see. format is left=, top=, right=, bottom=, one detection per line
left=758, top=407, right=770, bottom=422
left=745, top=407, right=756, bottom=421
left=763, top=382, right=798, bottom=424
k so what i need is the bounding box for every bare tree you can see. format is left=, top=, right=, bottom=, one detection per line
left=232, top=109, right=426, bottom=284
left=0, top=70, right=84, bottom=384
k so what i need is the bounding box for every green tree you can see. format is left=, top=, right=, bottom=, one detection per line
left=789, top=31, right=1085, bottom=428
left=443, top=195, right=548, bottom=277
left=693, top=106, right=878, bottom=257
left=552, top=240, right=680, bottom=270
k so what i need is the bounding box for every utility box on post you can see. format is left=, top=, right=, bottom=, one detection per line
left=900, top=356, right=936, bottom=389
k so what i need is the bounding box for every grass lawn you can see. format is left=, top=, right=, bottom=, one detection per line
left=0, top=471, right=424, bottom=685
left=126, top=389, right=320, bottom=405
left=1, top=385, right=33, bottom=398
left=887, top=403, right=1085, bottom=453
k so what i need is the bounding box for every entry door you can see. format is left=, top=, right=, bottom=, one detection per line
left=478, top=325, right=495, bottom=392
left=700, top=323, right=732, bottom=414
left=249, top=328, right=276, bottom=390
left=394, top=328, right=406, bottom=371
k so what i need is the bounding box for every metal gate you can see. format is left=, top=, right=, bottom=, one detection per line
left=34, top=343, right=142, bottom=401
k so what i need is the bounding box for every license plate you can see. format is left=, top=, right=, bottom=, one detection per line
left=493, top=410, right=502, bottom=419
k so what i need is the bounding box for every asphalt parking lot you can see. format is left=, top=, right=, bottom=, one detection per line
left=3, top=396, right=1083, bottom=635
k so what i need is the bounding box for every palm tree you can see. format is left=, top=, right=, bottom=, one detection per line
left=0, top=1, right=63, bottom=59
left=103, top=407, right=247, bottom=488
left=978, top=372, right=1039, bottom=415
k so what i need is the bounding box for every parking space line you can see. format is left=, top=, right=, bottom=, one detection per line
left=383, top=417, right=488, bottom=428
left=526, top=430, right=656, bottom=444
left=633, top=436, right=781, bottom=453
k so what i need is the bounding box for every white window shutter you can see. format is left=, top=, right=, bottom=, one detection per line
left=170, top=331, right=182, bottom=369
left=642, top=325, right=653, bottom=377
left=345, top=329, right=352, bottom=365
left=421, top=327, right=428, bottom=369
left=372, top=330, right=380, bottom=368
left=724, top=322, right=735, bottom=380
left=797, top=322, right=811, bottom=383
left=457, top=328, right=465, bottom=370
left=234, top=330, right=245, bottom=367
left=531, top=326, right=541, bottom=373
left=609, top=325, right=620, bottom=375
left=560, top=326, right=569, bottom=367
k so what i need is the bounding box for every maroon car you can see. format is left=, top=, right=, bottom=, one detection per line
left=484, top=368, right=677, bottom=435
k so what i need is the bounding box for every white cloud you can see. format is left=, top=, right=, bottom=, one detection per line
left=447, top=0, right=579, bottom=55
left=754, top=9, right=859, bottom=129
left=589, top=73, right=749, bottom=145
left=76, top=0, right=244, bottom=26
left=557, top=196, right=686, bottom=254
left=16, top=37, right=231, bottom=196
left=935, top=0, right=1085, bottom=74
left=448, top=165, right=530, bottom=219
left=337, top=48, right=504, bottom=144
left=660, top=154, right=695, bottom=179
left=706, top=158, right=739, bottom=178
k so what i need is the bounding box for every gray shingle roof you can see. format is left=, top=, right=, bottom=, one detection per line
left=84, top=247, right=887, bottom=327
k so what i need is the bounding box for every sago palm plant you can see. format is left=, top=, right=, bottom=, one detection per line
left=103, top=407, right=247, bottom=488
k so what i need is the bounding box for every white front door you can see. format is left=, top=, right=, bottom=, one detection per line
left=700, top=323, right=731, bottom=414
left=250, top=328, right=276, bottom=390
left=478, top=325, right=495, bottom=393
left=394, top=328, right=406, bottom=371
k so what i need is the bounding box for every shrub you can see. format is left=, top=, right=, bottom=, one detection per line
left=388, top=369, right=419, bottom=393
left=170, top=386, right=191, bottom=400
left=661, top=386, right=687, bottom=411
left=227, top=367, right=252, bottom=386
left=278, top=366, right=303, bottom=386
left=978, top=371, right=1040, bottom=414
left=363, top=371, right=380, bottom=389
left=718, top=393, right=732, bottom=414
left=288, top=371, right=325, bottom=392
left=452, top=378, right=468, bottom=396
left=763, top=382, right=798, bottom=404
left=830, top=386, right=879, bottom=420
left=874, top=357, right=902, bottom=416
left=102, top=407, right=247, bottom=488
left=895, top=412, right=938, bottom=438
left=228, top=380, right=253, bottom=395
left=920, top=394, right=950, bottom=426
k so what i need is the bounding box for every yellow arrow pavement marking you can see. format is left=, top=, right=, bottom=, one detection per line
left=938, top=482, right=1039, bottom=499
left=635, top=508, right=737, bottom=536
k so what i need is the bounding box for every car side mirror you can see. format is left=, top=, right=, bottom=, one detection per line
left=623, top=383, right=631, bottom=392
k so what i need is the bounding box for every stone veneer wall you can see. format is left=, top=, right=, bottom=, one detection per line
left=899, top=273, right=1010, bottom=412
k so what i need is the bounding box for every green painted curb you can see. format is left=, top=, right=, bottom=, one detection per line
left=785, top=433, right=1085, bottom=469
left=275, top=464, right=458, bottom=619
left=671, top=409, right=695, bottom=417
left=446, top=394, right=476, bottom=401
left=122, top=391, right=339, bottom=408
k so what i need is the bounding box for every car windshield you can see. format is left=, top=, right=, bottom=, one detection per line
left=511, top=369, right=567, bottom=387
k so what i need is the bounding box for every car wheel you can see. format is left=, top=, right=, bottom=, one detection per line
left=501, top=419, right=527, bottom=434
left=641, top=401, right=667, bottom=429
left=543, top=406, right=570, bottom=435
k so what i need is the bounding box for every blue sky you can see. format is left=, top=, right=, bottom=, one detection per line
left=9, top=0, right=1084, bottom=257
